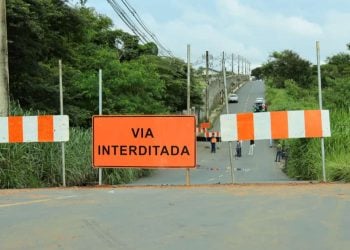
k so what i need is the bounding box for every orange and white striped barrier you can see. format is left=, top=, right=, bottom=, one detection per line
left=196, top=127, right=207, bottom=134
left=204, top=131, right=221, bottom=138
left=0, top=115, right=69, bottom=143
left=220, top=110, right=331, bottom=141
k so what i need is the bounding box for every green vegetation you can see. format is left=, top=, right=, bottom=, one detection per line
left=254, top=46, right=350, bottom=182
left=1, top=0, right=204, bottom=188
left=0, top=101, right=152, bottom=188
left=6, top=0, right=203, bottom=127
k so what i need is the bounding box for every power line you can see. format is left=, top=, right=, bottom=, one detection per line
left=107, top=0, right=149, bottom=44
left=119, top=0, right=173, bottom=57
left=107, top=0, right=173, bottom=57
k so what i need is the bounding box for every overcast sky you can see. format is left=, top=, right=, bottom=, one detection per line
left=72, top=0, right=350, bottom=69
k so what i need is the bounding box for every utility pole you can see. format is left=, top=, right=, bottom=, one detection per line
left=0, top=0, right=9, bottom=116
left=231, top=54, right=234, bottom=74
left=237, top=55, right=240, bottom=75
left=241, top=58, right=245, bottom=76
left=205, top=50, right=209, bottom=121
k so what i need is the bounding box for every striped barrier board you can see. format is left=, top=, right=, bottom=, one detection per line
left=204, top=131, right=221, bottom=138
left=220, top=110, right=331, bottom=141
left=0, top=115, right=69, bottom=143
left=196, top=131, right=221, bottom=142
left=196, top=127, right=207, bottom=134
left=196, top=128, right=221, bottom=138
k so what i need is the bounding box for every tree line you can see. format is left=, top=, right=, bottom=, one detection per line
left=6, top=0, right=204, bottom=127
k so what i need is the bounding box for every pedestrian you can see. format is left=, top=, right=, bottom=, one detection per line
left=235, top=140, right=241, bottom=158
left=248, top=139, right=255, bottom=155
left=210, top=133, right=217, bottom=153
left=275, top=143, right=282, bottom=162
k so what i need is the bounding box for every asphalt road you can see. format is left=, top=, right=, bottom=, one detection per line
left=132, top=80, right=292, bottom=186
left=1, top=184, right=350, bottom=250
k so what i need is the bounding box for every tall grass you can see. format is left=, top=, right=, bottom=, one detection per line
left=325, top=109, right=350, bottom=182
left=0, top=102, right=151, bottom=188
left=0, top=128, right=151, bottom=188
left=266, top=83, right=350, bottom=182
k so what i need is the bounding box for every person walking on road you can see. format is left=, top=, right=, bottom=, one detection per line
left=235, top=140, right=242, bottom=159
left=248, top=139, right=255, bottom=155
left=275, top=143, right=282, bottom=162
left=210, top=133, right=217, bottom=153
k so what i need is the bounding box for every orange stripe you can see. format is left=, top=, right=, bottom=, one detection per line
left=9, top=116, right=23, bottom=143
left=237, top=113, right=254, bottom=140
left=38, top=116, right=54, bottom=142
left=304, top=110, right=322, bottom=138
left=270, top=111, right=288, bottom=139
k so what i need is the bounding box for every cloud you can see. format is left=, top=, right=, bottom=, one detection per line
left=85, top=0, right=350, bottom=68
left=282, top=16, right=323, bottom=36
left=218, top=0, right=322, bottom=36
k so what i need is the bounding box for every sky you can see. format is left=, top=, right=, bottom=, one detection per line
left=71, top=0, right=350, bottom=69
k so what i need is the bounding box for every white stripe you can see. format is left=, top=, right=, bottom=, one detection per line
left=53, top=115, right=69, bottom=142
left=220, top=114, right=237, bottom=141
left=321, top=110, right=331, bottom=137
left=254, top=112, right=271, bottom=140
left=0, top=117, right=9, bottom=143
left=288, top=111, right=305, bottom=138
left=23, top=116, right=38, bottom=142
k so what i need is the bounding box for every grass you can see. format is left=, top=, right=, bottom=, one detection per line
left=266, top=83, right=350, bottom=182
left=0, top=128, right=151, bottom=188
left=0, top=102, right=151, bottom=188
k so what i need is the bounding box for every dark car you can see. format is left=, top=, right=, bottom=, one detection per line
left=253, top=98, right=266, bottom=112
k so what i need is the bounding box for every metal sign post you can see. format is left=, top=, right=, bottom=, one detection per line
left=186, top=44, right=191, bottom=186
left=98, top=69, right=103, bottom=185
left=316, top=41, right=326, bottom=182
left=59, top=60, right=66, bottom=187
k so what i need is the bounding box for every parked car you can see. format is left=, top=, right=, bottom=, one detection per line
left=228, top=93, right=239, bottom=103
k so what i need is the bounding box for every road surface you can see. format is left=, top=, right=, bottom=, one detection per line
left=1, top=184, right=349, bottom=250
left=132, top=80, right=292, bottom=186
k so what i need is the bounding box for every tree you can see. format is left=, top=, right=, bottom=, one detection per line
left=6, top=0, right=203, bottom=128
left=251, top=67, right=263, bottom=79
left=322, top=44, right=350, bottom=109
left=0, top=0, right=9, bottom=116
left=260, top=50, right=312, bottom=88
left=144, top=56, right=204, bottom=113
left=326, top=53, right=350, bottom=76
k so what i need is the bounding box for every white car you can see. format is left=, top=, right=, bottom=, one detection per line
left=255, top=97, right=265, bottom=102
left=228, top=93, right=239, bottom=103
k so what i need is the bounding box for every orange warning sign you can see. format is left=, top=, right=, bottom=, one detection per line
left=200, top=122, right=210, bottom=129
left=92, top=115, right=196, bottom=168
